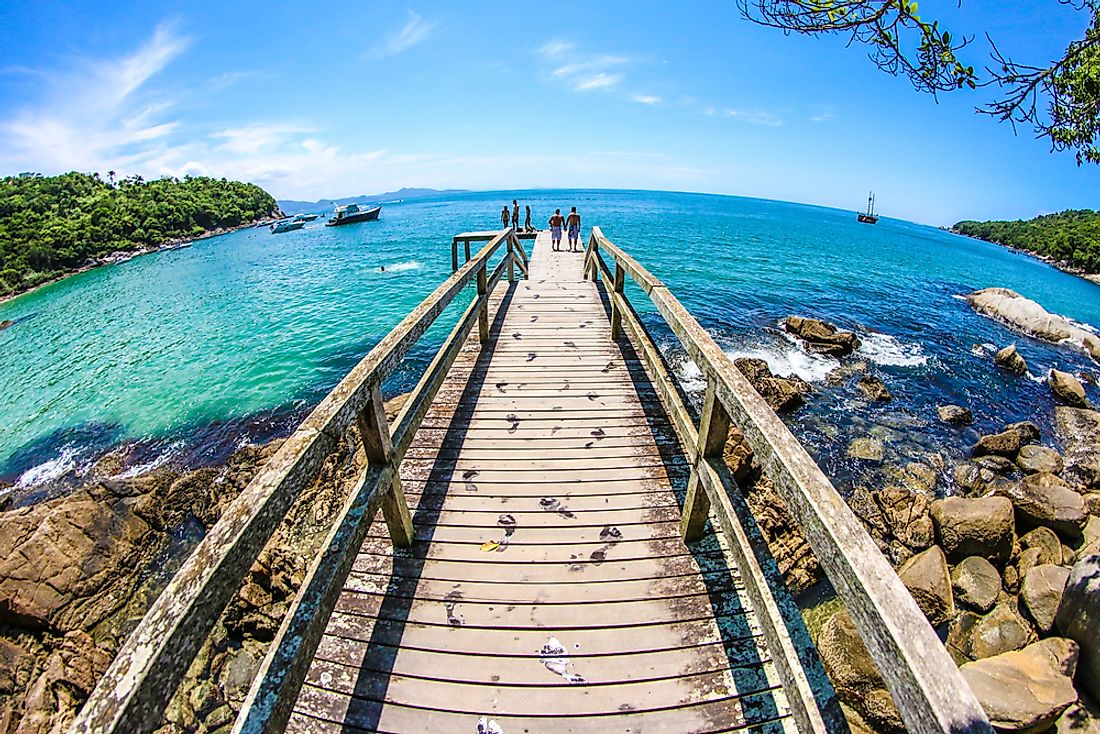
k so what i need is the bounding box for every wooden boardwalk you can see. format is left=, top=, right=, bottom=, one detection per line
left=288, top=232, right=792, bottom=732
left=74, top=226, right=991, bottom=734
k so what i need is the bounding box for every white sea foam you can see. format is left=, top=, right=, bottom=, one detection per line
left=728, top=334, right=839, bottom=383
left=116, top=442, right=182, bottom=478
left=676, top=358, right=707, bottom=393
left=386, top=260, right=423, bottom=273
left=13, top=446, right=81, bottom=489
left=858, top=332, right=929, bottom=368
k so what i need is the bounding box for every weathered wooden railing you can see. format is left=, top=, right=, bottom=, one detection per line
left=452, top=229, right=532, bottom=276
left=71, top=229, right=528, bottom=734
left=583, top=227, right=993, bottom=734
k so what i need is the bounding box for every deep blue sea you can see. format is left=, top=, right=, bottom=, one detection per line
left=1, top=189, right=1097, bottom=503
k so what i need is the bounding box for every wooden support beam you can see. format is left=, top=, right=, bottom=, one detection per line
left=680, top=381, right=729, bottom=542
left=609, top=261, right=626, bottom=339
left=507, top=238, right=515, bottom=282
left=477, top=263, right=488, bottom=344
left=356, top=383, right=413, bottom=547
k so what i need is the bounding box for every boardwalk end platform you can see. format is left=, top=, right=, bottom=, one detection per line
left=71, top=228, right=992, bottom=734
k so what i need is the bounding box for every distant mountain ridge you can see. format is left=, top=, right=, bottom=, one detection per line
left=277, top=187, right=470, bottom=215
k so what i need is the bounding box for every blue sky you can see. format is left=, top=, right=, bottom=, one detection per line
left=0, top=1, right=1096, bottom=224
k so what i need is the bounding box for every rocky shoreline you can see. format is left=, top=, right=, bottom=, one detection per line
left=0, top=215, right=283, bottom=308
left=1, top=302, right=1099, bottom=732
left=733, top=312, right=1100, bottom=733
left=0, top=394, right=404, bottom=734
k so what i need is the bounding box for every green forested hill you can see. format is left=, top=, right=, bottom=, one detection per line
left=953, top=210, right=1100, bottom=273
left=0, top=172, right=279, bottom=297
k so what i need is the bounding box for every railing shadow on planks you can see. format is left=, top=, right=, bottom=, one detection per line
left=69, top=225, right=993, bottom=734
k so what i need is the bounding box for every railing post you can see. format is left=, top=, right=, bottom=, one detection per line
left=464, top=240, right=471, bottom=265
left=584, top=235, right=598, bottom=281
left=681, top=380, right=730, bottom=542
left=609, top=262, right=626, bottom=339
left=507, top=233, right=515, bottom=283
left=477, top=262, right=489, bottom=343
left=356, top=382, right=413, bottom=547
left=451, top=238, right=459, bottom=273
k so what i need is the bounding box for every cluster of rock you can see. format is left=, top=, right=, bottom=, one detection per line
left=785, top=316, right=861, bottom=357
left=817, top=406, right=1100, bottom=733
left=724, top=311, right=1100, bottom=732
left=0, top=396, right=407, bottom=734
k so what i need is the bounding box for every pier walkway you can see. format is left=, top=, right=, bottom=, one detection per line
left=73, top=228, right=993, bottom=734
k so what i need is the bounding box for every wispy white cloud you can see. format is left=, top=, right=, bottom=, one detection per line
left=810, top=112, right=834, bottom=123
left=724, top=108, right=784, bottom=127
left=538, top=39, right=630, bottom=93
left=631, top=94, right=662, bottom=106
left=0, top=22, right=190, bottom=174
left=212, top=124, right=316, bottom=155
left=368, top=11, right=435, bottom=59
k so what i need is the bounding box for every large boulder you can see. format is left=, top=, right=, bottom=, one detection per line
left=898, top=545, right=955, bottom=626
left=784, top=316, right=861, bottom=357
left=1020, top=564, right=1071, bottom=634
left=930, top=496, right=1015, bottom=562
left=857, top=375, right=892, bottom=402
left=960, top=637, right=1080, bottom=734
left=973, top=429, right=1024, bottom=459
left=971, top=603, right=1037, bottom=660
left=952, top=556, right=1001, bottom=613
left=1056, top=555, right=1100, bottom=701
left=0, top=480, right=164, bottom=631
left=966, top=287, right=1100, bottom=363
left=741, top=475, right=822, bottom=595
left=1050, top=370, right=1090, bottom=408
left=995, top=344, right=1030, bottom=375
left=734, top=357, right=811, bottom=412
left=938, top=404, right=974, bottom=425
left=1016, top=445, right=1065, bottom=475
left=995, top=474, right=1087, bottom=539
left=818, top=609, right=903, bottom=733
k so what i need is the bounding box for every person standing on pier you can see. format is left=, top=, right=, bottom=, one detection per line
left=524, top=205, right=532, bottom=232
left=566, top=207, right=582, bottom=252
left=501, top=206, right=510, bottom=230
left=548, top=209, right=565, bottom=251
left=512, top=200, right=520, bottom=230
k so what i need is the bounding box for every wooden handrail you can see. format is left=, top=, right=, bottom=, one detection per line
left=584, top=227, right=992, bottom=734
left=71, top=232, right=524, bottom=734
left=452, top=227, right=534, bottom=272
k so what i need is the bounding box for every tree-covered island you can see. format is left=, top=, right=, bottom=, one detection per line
left=0, top=172, right=280, bottom=298
left=953, top=210, right=1100, bottom=275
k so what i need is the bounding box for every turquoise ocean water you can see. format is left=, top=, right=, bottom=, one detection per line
left=1, top=189, right=1097, bottom=503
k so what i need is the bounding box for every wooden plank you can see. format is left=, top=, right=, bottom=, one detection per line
left=291, top=685, right=792, bottom=734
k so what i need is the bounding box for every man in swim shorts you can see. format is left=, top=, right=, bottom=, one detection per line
left=512, top=200, right=520, bottom=230
left=548, top=209, right=565, bottom=251
left=566, top=207, right=581, bottom=252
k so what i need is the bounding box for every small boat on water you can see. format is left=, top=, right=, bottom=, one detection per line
left=271, top=219, right=306, bottom=234
left=326, top=203, right=381, bottom=226
left=294, top=213, right=320, bottom=222
left=857, top=192, right=879, bottom=224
